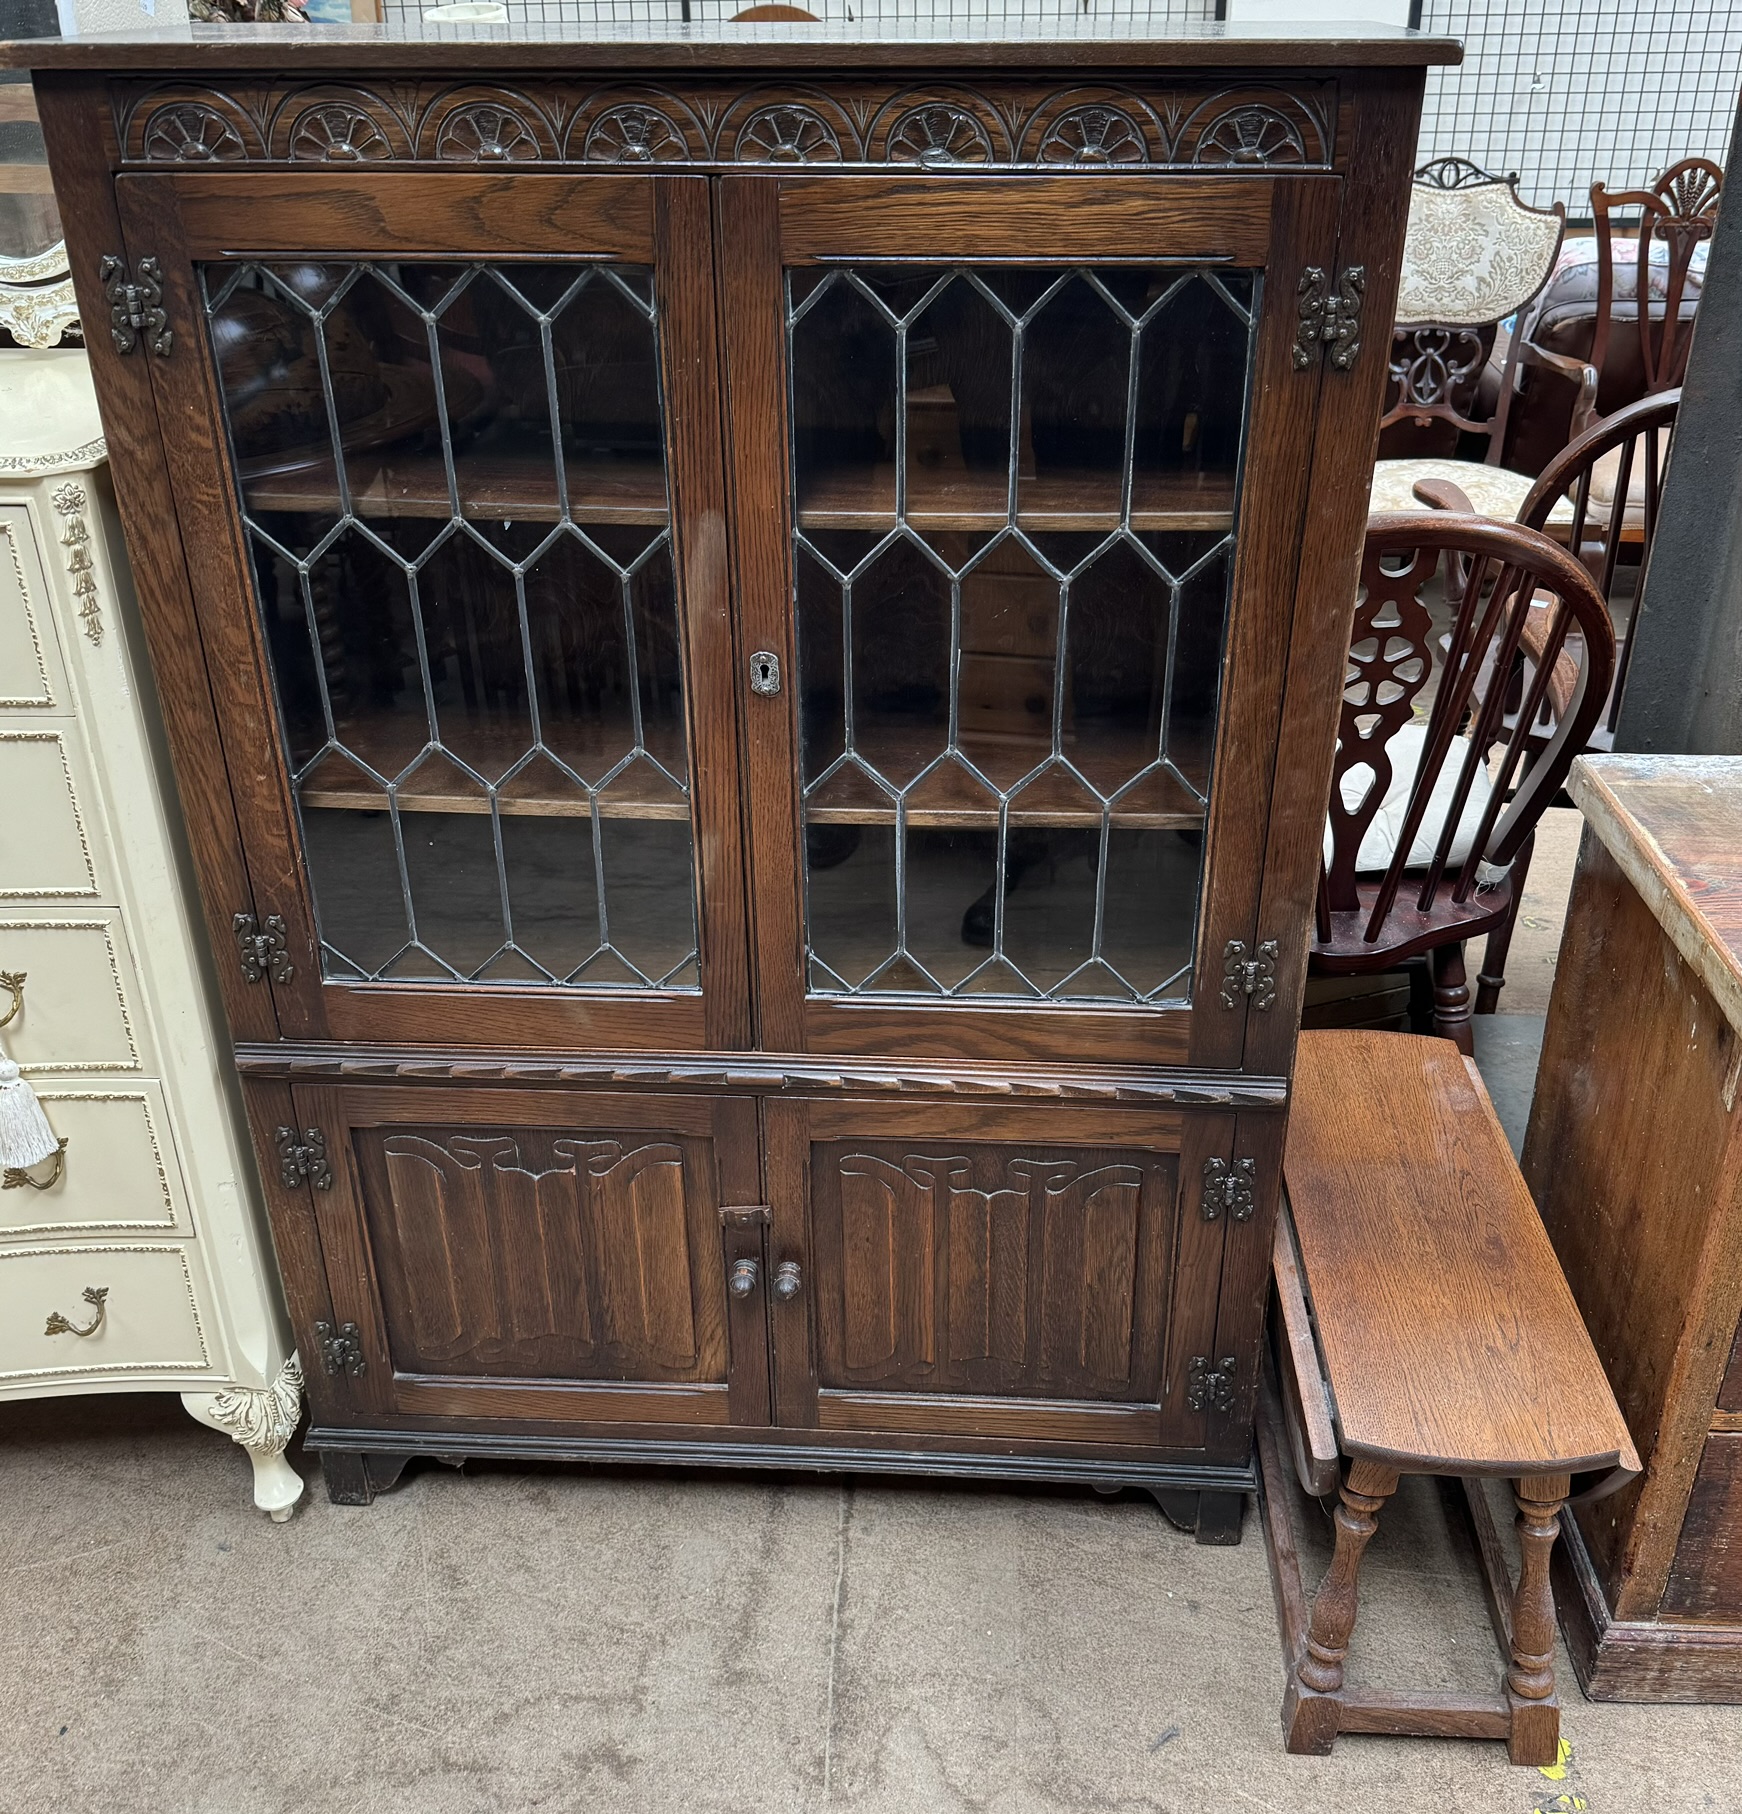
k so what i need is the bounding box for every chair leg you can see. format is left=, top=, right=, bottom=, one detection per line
left=1505, top=1472, right=1570, bottom=1767
left=1475, top=832, right=1536, bottom=1016
left=1430, top=941, right=1475, bottom=1054
left=1283, top=1457, right=1398, bottom=1755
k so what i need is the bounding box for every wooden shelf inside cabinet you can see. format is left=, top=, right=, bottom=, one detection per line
left=805, top=726, right=1210, bottom=830
left=796, top=466, right=1237, bottom=534
left=243, top=453, right=670, bottom=528
left=297, top=718, right=692, bottom=821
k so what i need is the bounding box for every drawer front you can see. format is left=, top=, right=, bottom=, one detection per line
left=1662, top=1433, right=1742, bottom=1621
left=0, top=915, right=142, bottom=1071
left=0, top=506, right=65, bottom=713
left=1, top=1085, right=183, bottom=1239
left=0, top=1242, right=213, bottom=1381
left=0, top=727, right=104, bottom=900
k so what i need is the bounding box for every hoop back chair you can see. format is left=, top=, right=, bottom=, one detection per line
left=1412, top=391, right=1678, bottom=1011
left=1311, top=514, right=1616, bottom=1051
left=1369, top=159, right=1566, bottom=524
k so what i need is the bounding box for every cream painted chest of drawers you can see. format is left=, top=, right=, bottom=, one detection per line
left=0, top=347, right=303, bottom=1518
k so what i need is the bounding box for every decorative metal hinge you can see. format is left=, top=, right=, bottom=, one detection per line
left=99, top=253, right=172, bottom=358
left=276, top=1125, right=334, bottom=1191
left=234, top=912, right=295, bottom=985
left=1293, top=264, right=1366, bottom=372
left=1220, top=938, right=1279, bottom=1011
left=1202, top=1156, right=1257, bottom=1223
left=313, top=1319, right=366, bottom=1377
left=1186, top=1354, right=1239, bottom=1415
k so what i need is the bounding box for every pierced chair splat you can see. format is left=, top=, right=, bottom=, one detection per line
left=1311, top=515, right=1615, bottom=1053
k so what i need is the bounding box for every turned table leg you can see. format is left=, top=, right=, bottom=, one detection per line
left=1506, top=1471, right=1571, bottom=1766
left=1283, top=1457, right=1398, bottom=1754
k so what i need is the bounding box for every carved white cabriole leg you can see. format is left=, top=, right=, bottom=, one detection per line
left=182, top=1353, right=306, bottom=1522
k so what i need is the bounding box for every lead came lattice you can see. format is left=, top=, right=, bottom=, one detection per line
left=203, top=257, right=700, bottom=994
left=788, top=261, right=1257, bottom=1006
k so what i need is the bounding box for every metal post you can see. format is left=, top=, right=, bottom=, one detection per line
left=1614, top=89, right=1742, bottom=755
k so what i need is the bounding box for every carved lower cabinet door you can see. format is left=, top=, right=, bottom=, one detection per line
left=287, top=1085, right=766, bottom=1429
left=766, top=1097, right=1188, bottom=1448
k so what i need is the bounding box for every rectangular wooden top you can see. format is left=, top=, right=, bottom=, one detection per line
left=0, top=12, right=1461, bottom=74
left=1570, top=754, right=1742, bottom=1040
left=1285, top=1029, right=1638, bottom=1478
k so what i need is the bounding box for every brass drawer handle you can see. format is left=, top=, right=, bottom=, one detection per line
left=45, top=1284, right=108, bottom=1338
left=4, top=1136, right=68, bottom=1191
left=0, top=971, right=23, bottom=1031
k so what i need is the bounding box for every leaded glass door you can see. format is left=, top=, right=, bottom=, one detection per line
left=116, top=173, right=748, bottom=1052
left=722, top=174, right=1341, bottom=1068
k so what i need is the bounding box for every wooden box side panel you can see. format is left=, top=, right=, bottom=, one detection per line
left=1662, top=1434, right=1742, bottom=1622
left=1523, top=837, right=1742, bottom=1619
left=1718, top=1320, right=1742, bottom=1413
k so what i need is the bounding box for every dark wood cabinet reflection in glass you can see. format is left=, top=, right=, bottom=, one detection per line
left=203, top=258, right=698, bottom=990
left=789, top=263, right=1255, bottom=1005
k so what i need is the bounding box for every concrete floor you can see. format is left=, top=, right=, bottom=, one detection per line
left=7, top=807, right=1741, bottom=1813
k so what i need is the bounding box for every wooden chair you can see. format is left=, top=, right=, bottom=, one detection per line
left=1261, top=1030, right=1640, bottom=1763
left=1367, top=158, right=1565, bottom=525
left=1413, top=390, right=1677, bottom=1011
left=1508, top=158, right=1717, bottom=473
left=1310, top=515, right=1615, bottom=1053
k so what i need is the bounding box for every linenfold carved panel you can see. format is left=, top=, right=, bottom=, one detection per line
left=117, top=78, right=1335, bottom=171
left=812, top=1140, right=1174, bottom=1400
left=360, top=1126, right=722, bottom=1382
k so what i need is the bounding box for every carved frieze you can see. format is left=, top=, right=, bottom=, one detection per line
left=117, top=77, right=1336, bottom=171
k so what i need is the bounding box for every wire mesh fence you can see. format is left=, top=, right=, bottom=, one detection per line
left=382, top=0, right=1222, bottom=30
left=1414, top=0, right=1742, bottom=216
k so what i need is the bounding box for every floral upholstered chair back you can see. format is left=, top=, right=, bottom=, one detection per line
left=1382, top=159, right=1566, bottom=459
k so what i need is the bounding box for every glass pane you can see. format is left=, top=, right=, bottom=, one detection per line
left=203, top=259, right=698, bottom=991
left=790, top=264, right=1255, bottom=1006
left=0, top=75, right=61, bottom=264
